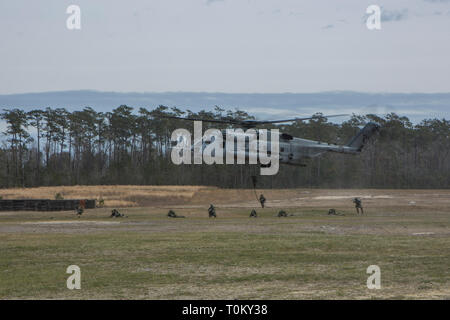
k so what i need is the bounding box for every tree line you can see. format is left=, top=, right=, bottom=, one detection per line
left=0, top=105, right=449, bottom=189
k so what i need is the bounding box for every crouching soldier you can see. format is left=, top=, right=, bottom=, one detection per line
left=278, top=210, right=287, bottom=217
left=208, top=204, right=216, bottom=218
left=168, top=210, right=177, bottom=218
left=250, top=209, right=257, bottom=218
left=110, top=209, right=125, bottom=218
left=352, top=198, right=364, bottom=215
left=76, top=206, right=83, bottom=217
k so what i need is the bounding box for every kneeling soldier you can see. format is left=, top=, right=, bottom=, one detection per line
left=76, top=206, right=83, bottom=217
left=250, top=209, right=257, bottom=218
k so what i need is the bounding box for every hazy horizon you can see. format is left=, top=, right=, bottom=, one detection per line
left=1, top=90, right=449, bottom=125
left=3, top=89, right=450, bottom=95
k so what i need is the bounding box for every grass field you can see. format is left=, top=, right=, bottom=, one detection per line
left=0, top=187, right=449, bottom=299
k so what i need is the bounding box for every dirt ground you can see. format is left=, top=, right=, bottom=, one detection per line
left=0, top=187, right=449, bottom=299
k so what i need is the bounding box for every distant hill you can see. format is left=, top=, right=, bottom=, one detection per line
left=0, top=90, right=449, bottom=122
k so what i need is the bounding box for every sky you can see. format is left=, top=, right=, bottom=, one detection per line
left=1, top=0, right=450, bottom=94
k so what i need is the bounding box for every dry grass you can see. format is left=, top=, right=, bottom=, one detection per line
left=0, top=185, right=215, bottom=207
left=2, top=185, right=450, bottom=210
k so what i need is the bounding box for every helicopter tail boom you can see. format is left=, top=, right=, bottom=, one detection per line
left=346, top=122, right=380, bottom=151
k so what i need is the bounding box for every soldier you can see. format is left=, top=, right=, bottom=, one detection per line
left=168, top=210, right=177, bottom=218
left=167, top=210, right=185, bottom=218
left=110, top=209, right=124, bottom=218
left=208, top=204, right=216, bottom=218
left=250, top=209, right=257, bottom=218
left=76, top=206, right=83, bottom=217
left=76, top=199, right=86, bottom=218
left=259, top=194, right=266, bottom=208
left=353, top=198, right=364, bottom=215
left=328, top=208, right=346, bottom=216
left=278, top=210, right=287, bottom=217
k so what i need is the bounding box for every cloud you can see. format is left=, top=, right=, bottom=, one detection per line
left=381, top=9, right=408, bottom=22
left=362, top=7, right=408, bottom=25
left=322, top=24, right=334, bottom=30
left=205, top=0, right=224, bottom=5
left=424, top=0, right=450, bottom=3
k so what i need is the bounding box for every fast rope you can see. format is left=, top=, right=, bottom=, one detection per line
left=251, top=175, right=259, bottom=202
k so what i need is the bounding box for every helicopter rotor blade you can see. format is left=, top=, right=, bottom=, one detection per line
left=247, top=114, right=350, bottom=125
left=153, top=113, right=349, bottom=126
left=153, top=114, right=243, bottom=125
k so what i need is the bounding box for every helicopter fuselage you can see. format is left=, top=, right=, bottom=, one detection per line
left=198, top=129, right=361, bottom=167
left=171, top=121, right=379, bottom=173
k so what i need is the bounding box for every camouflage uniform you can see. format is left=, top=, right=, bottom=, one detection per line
left=327, top=208, right=345, bottom=216
left=167, top=210, right=184, bottom=218
left=259, top=194, right=266, bottom=208
left=76, top=206, right=83, bottom=217
left=353, top=198, right=364, bottom=214
left=168, top=210, right=177, bottom=218
left=208, top=204, right=216, bottom=218
left=110, top=209, right=124, bottom=218
left=250, top=209, right=257, bottom=218
left=278, top=210, right=287, bottom=217
left=76, top=199, right=86, bottom=217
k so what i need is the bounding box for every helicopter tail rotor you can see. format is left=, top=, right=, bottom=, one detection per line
left=346, top=122, right=380, bottom=151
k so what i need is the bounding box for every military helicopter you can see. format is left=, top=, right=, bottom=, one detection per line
left=157, top=113, right=380, bottom=168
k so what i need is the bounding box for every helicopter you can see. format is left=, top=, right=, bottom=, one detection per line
left=157, top=113, right=380, bottom=169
